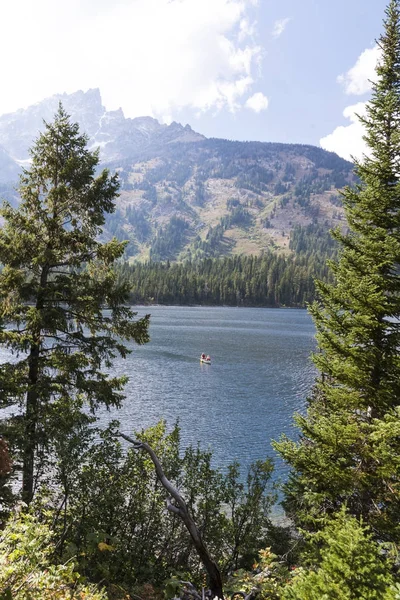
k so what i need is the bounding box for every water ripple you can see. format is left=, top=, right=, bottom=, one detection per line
left=0, top=306, right=318, bottom=480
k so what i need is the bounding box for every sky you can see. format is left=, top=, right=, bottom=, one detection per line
left=0, top=0, right=390, bottom=160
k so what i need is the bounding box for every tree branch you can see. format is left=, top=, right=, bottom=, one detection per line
left=119, top=431, right=224, bottom=599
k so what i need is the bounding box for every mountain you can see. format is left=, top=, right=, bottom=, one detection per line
left=0, top=89, right=205, bottom=164
left=0, top=89, right=354, bottom=261
left=0, top=145, right=20, bottom=182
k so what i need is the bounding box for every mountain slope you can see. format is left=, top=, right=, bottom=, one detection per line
left=112, top=137, right=352, bottom=261
left=0, top=89, right=354, bottom=260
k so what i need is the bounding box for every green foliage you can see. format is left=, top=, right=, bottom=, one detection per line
left=282, top=508, right=396, bottom=599
left=289, top=223, right=338, bottom=258
left=123, top=252, right=332, bottom=307
left=163, top=575, right=185, bottom=600
left=49, top=420, right=276, bottom=593
left=235, top=165, right=274, bottom=193
left=150, top=216, right=189, bottom=261
left=0, top=511, right=106, bottom=599
left=294, top=172, right=336, bottom=207
left=126, top=206, right=152, bottom=242
left=0, top=105, right=150, bottom=505
left=193, top=177, right=206, bottom=206
left=225, top=548, right=289, bottom=600
left=222, top=205, right=252, bottom=229
left=221, top=461, right=276, bottom=571
left=274, top=0, right=400, bottom=545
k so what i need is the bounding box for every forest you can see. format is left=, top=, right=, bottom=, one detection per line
left=0, top=2, right=400, bottom=599
left=123, top=251, right=329, bottom=307
left=121, top=223, right=337, bottom=307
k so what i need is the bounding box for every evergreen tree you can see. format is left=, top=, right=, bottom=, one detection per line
left=0, top=106, right=149, bottom=505
left=282, top=508, right=396, bottom=600
left=274, top=1, right=400, bottom=543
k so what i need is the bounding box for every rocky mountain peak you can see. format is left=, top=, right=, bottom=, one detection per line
left=130, top=116, right=164, bottom=133
left=0, top=89, right=206, bottom=165
left=0, top=89, right=108, bottom=162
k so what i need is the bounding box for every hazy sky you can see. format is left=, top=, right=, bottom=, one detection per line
left=0, top=0, right=388, bottom=159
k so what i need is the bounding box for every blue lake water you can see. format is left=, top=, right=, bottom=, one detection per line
left=0, top=306, right=317, bottom=480
left=104, top=306, right=317, bottom=479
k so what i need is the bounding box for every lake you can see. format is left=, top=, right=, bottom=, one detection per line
left=0, top=306, right=317, bottom=480
left=105, top=306, right=317, bottom=479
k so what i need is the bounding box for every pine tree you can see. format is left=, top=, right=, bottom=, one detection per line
left=274, top=1, right=400, bottom=543
left=0, top=105, right=149, bottom=504
left=282, top=508, right=396, bottom=600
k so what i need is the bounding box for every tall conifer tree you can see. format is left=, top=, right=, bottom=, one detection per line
left=274, top=1, right=400, bottom=543
left=0, top=106, right=149, bottom=504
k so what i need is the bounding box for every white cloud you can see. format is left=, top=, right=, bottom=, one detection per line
left=320, top=44, right=382, bottom=161
left=272, top=17, right=290, bottom=38
left=238, top=18, right=256, bottom=42
left=0, top=0, right=262, bottom=120
left=320, top=102, right=369, bottom=161
left=245, top=92, right=269, bottom=112
left=337, top=45, right=380, bottom=95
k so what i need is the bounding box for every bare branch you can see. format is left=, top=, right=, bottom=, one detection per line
left=179, top=581, right=202, bottom=600
left=166, top=497, right=182, bottom=515
left=119, top=431, right=224, bottom=599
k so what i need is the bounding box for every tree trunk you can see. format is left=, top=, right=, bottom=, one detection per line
left=22, top=344, right=40, bottom=504
left=22, top=265, right=49, bottom=505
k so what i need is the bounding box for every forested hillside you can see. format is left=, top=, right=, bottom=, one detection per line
left=123, top=223, right=336, bottom=307
left=109, top=138, right=351, bottom=262
left=0, top=90, right=353, bottom=266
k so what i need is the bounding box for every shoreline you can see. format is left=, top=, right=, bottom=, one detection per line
left=128, top=302, right=309, bottom=310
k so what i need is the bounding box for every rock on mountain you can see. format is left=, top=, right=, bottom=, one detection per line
left=0, top=88, right=205, bottom=163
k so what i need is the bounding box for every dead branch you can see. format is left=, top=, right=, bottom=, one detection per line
left=119, top=432, right=224, bottom=599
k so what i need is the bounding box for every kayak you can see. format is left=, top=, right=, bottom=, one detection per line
left=200, top=358, right=211, bottom=364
